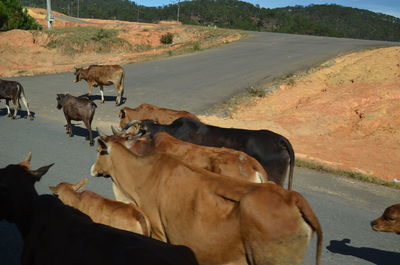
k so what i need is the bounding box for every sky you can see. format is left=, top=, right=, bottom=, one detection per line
left=132, top=0, right=400, bottom=18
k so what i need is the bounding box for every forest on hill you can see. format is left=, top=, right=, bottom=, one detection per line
left=20, top=0, right=400, bottom=41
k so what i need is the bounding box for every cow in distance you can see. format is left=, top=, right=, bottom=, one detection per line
left=56, top=93, right=97, bottom=146
left=74, top=65, right=124, bottom=105
left=0, top=78, right=33, bottom=120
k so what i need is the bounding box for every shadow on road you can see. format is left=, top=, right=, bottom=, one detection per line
left=79, top=94, right=127, bottom=105
left=327, top=238, right=400, bottom=265
left=64, top=123, right=99, bottom=141
left=0, top=108, right=35, bottom=119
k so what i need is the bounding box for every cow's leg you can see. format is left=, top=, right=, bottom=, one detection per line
left=87, top=85, right=93, bottom=99
left=20, top=94, right=33, bottom=120
left=84, top=119, right=94, bottom=146
left=64, top=113, right=73, bottom=137
left=116, top=82, right=123, bottom=106
left=99, top=86, right=105, bottom=103
left=11, top=98, right=19, bottom=119
left=5, top=99, right=11, bottom=117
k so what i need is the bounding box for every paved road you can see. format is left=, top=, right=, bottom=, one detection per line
left=1, top=32, right=399, bottom=265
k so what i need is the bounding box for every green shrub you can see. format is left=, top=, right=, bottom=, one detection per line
left=160, top=32, right=174, bottom=44
left=192, top=41, right=201, bottom=51
left=0, top=0, right=42, bottom=30
left=46, top=27, right=130, bottom=55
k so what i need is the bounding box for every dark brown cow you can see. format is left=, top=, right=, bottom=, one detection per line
left=371, top=204, right=400, bottom=234
left=91, top=136, right=323, bottom=265
left=0, top=153, right=199, bottom=265
left=56, top=94, right=97, bottom=146
left=49, top=178, right=151, bottom=236
left=74, top=65, right=124, bottom=105
left=119, top=103, right=200, bottom=131
left=0, top=78, right=33, bottom=120
left=132, top=117, right=295, bottom=189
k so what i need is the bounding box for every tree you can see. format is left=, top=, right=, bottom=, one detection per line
left=0, top=0, right=42, bottom=30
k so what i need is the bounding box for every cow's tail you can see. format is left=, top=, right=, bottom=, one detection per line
left=280, top=136, right=295, bottom=190
left=293, top=191, right=323, bottom=265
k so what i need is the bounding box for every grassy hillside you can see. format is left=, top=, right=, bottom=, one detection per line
left=20, top=0, right=400, bottom=41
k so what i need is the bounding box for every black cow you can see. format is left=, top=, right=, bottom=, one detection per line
left=0, top=79, right=33, bottom=120
left=133, top=117, right=295, bottom=189
left=56, top=94, right=97, bottom=146
left=0, top=153, right=199, bottom=265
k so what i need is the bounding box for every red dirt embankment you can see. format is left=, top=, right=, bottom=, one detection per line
left=201, top=47, right=400, bottom=182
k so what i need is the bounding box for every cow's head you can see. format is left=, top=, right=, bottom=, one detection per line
left=74, top=67, right=84, bottom=83
left=91, top=132, right=113, bottom=179
left=56, top=94, right=67, bottom=109
left=0, top=153, right=54, bottom=221
left=371, top=204, right=400, bottom=234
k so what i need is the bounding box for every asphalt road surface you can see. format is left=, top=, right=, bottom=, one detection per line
left=1, top=32, right=399, bottom=265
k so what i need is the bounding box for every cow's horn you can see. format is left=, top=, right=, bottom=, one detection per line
left=25, top=152, right=32, bottom=162
left=123, top=120, right=140, bottom=131
left=96, top=127, right=108, bottom=140
left=111, top=126, right=120, bottom=135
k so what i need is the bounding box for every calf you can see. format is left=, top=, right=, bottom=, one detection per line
left=0, top=153, right=199, bottom=265
left=49, top=178, right=151, bottom=236
left=74, top=65, right=124, bottom=105
left=91, top=135, right=323, bottom=265
left=131, top=117, right=295, bottom=189
left=56, top=94, right=97, bottom=146
left=0, top=78, right=33, bottom=120
left=371, top=204, right=400, bottom=234
left=119, top=103, right=200, bottom=130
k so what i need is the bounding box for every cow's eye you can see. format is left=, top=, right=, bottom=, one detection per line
left=100, top=150, right=108, bottom=155
left=385, top=216, right=396, bottom=221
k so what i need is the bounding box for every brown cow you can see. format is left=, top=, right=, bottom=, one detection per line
left=0, top=79, right=33, bottom=120
left=107, top=130, right=268, bottom=183
left=49, top=178, right=151, bottom=236
left=74, top=65, right=124, bottom=105
left=91, top=136, right=323, bottom=265
left=119, top=103, right=200, bottom=130
left=371, top=204, right=400, bottom=234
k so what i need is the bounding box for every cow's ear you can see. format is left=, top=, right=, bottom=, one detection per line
left=48, top=186, right=58, bottom=195
left=72, top=178, right=89, bottom=191
left=98, top=138, right=108, bottom=152
left=119, top=109, right=125, bottom=119
left=31, top=163, right=54, bottom=181
left=19, top=152, right=32, bottom=168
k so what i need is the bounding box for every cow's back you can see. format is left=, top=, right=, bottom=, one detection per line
left=88, top=65, right=123, bottom=84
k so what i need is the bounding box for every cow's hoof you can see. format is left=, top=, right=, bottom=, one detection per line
left=69, top=134, right=74, bottom=137
left=29, top=116, right=34, bottom=121
left=89, top=141, right=94, bottom=146
left=12, top=116, right=16, bottom=119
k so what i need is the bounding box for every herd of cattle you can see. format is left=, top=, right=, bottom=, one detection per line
left=1, top=64, right=399, bottom=265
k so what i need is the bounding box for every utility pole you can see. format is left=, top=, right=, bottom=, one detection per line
left=177, top=0, right=180, bottom=22
left=46, top=0, right=54, bottom=29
